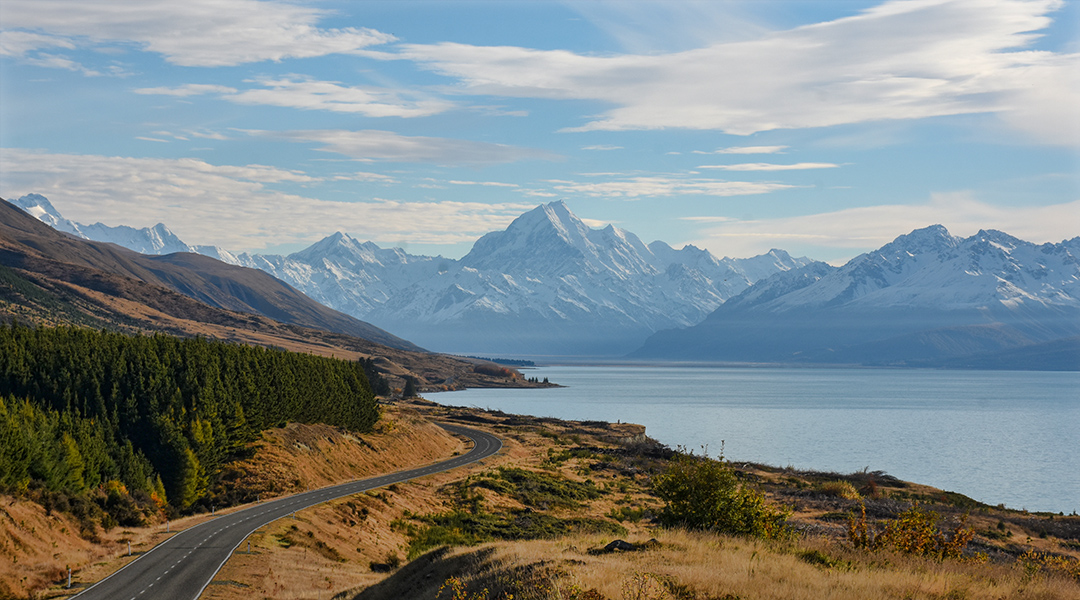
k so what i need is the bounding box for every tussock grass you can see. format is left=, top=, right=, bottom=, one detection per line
left=349, top=530, right=1080, bottom=600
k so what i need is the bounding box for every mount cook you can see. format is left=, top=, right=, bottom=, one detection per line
left=12, top=196, right=813, bottom=356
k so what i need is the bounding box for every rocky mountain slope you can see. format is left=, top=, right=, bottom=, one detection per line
left=633, top=225, right=1080, bottom=368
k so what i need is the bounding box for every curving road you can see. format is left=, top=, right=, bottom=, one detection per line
left=71, top=423, right=501, bottom=600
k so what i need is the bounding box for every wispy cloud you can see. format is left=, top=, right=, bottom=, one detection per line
left=332, top=171, right=398, bottom=183
left=687, top=193, right=1080, bottom=261
left=698, top=162, right=840, bottom=171
left=519, top=189, right=559, bottom=197
left=21, top=52, right=129, bottom=77
left=448, top=180, right=519, bottom=188
left=397, top=0, right=1077, bottom=145
left=136, top=77, right=454, bottom=118
left=0, top=30, right=74, bottom=56
left=2, top=0, right=393, bottom=67
left=546, top=176, right=794, bottom=198
left=0, top=148, right=534, bottom=250
left=226, top=76, right=454, bottom=117
left=693, top=146, right=788, bottom=155
left=582, top=145, right=623, bottom=151
left=247, top=129, right=559, bottom=165
left=135, top=84, right=238, bottom=97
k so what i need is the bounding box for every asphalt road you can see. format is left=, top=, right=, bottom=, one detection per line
left=71, top=423, right=501, bottom=600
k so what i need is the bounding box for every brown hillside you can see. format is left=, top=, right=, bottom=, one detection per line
left=0, top=198, right=418, bottom=351
left=0, top=201, right=548, bottom=391
left=1, top=405, right=464, bottom=599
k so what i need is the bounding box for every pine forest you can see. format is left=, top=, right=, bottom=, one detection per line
left=0, top=323, right=378, bottom=521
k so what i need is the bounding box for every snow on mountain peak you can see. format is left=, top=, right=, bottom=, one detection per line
left=744, top=225, right=1080, bottom=313
left=11, top=193, right=223, bottom=256
left=12, top=194, right=84, bottom=237
left=10, top=194, right=830, bottom=355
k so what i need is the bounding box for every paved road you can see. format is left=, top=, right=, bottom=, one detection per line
left=71, top=423, right=501, bottom=600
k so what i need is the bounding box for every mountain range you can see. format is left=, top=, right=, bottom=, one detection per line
left=633, top=225, right=1080, bottom=368
left=0, top=197, right=551, bottom=390
left=10, top=193, right=1079, bottom=368
left=12, top=195, right=814, bottom=356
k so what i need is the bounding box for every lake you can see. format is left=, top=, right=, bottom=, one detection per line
left=431, top=366, right=1079, bottom=514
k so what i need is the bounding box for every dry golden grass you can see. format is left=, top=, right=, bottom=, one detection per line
left=350, top=530, right=1080, bottom=600
left=16, top=405, right=469, bottom=599
left=0, top=495, right=251, bottom=599
left=17, top=398, right=1080, bottom=600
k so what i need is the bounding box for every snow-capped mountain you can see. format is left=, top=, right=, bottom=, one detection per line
left=237, top=201, right=815, bottom=355
left=634, top=225, right=1080, bottom=366
left=11, top=193, right=238, bottom=258
left=11, top=194, right=85, bottom=237
left=13, top=195, right=815, bottom=356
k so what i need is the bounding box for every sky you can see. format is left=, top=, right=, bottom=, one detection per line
left=1, top=0, right=1078, bottom=264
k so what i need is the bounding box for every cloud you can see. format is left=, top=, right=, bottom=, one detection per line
left=0, top=30, right=73, bottom=56
left=135, top=77, right=454, bottom=118
left=135, top=84, right=239, bottom=97
left=0, top=148, right=534, bottom=250
left=187, top=129, right=230, bottom=140
left=697, top=162, right=840, bottom=171
left=226, top=76, right=453, bottom=117
left=21, top=52, right=116, bottom=76
left=582, top=145, right=623, bottom=151
left=332, top=171, right=398, bottom=183
left=519, top=189, right=559, bottom=198
left=397, top=0, right=1077, bottom=145
left=248, top=129, right=559, bottom=165
left=693, top=146, right=788, bottom=155
left=686, top=192, right=1080, bottom=261
left=2, top=0, right=393, bottom=67
left=546, top=176, right=794, bottom=198
left=448, top=180, right=519, bottom=188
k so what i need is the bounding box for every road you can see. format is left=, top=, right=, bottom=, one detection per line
left=71, top=423, right=501, bottom=600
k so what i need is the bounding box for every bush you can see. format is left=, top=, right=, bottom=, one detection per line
left=652, top=450, right=789, bottom=539
left=847, top=501, right=974, bottom=559
left=818, top=480, right=861, bottom=500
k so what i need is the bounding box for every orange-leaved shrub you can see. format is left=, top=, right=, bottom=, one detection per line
left=847, top=501, right=974, bottom=559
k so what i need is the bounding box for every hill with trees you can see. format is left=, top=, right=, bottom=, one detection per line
left=0, top=323, right=377, bottom=517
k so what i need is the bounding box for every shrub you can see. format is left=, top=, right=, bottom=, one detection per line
left=847, top=501, right=974, bottom=559
left=818, top=480, right=860, bottom=500
left=652, top=450, right=789, bottom=539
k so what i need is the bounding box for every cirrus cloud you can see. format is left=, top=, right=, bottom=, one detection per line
left=396, top=0, right=1077, bottom=145
left=546, top=176, right=795, bottom=199
left=246, top=129, right=559, bottom=165
left=698, top=163, right=840, bottom=171
left=2, top=0, right=393, bottom=67
left=137, top=77, right=454, bottom=118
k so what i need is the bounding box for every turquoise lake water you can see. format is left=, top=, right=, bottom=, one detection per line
left=431, top=366, right=1079, bottom=514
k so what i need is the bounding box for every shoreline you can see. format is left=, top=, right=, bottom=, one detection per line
left=429, top=367, right=1080, bottom=516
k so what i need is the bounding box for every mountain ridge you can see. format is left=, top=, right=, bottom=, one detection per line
left=1, top=198, right=421, bottom=351
left=14, top=195, right=816, bottom=356
left=633, top=224, right=1080, bottom=367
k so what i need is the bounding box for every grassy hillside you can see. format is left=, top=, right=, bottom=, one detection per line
left=13, top=398, right=1079, bottom=600
left=201, top=400, right=1078, bottom=600
left=0, top=405, right=463, bottom=598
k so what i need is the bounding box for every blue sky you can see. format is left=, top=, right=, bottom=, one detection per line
left=1, top=0, right=1077, bottom=263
